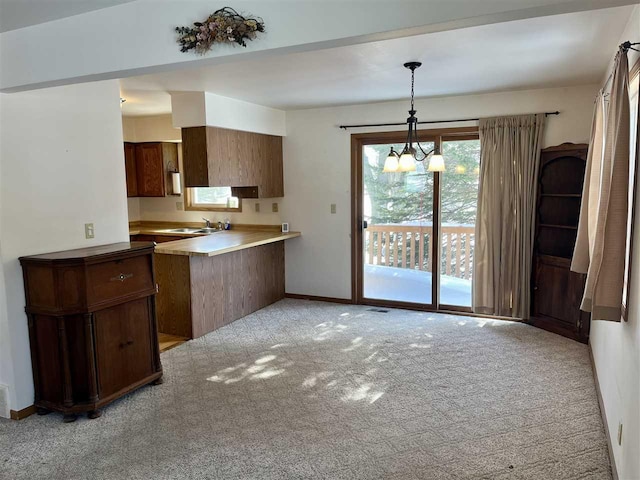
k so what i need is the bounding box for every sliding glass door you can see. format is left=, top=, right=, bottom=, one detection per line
left=354, top=129, right=479, bottom=311
left=362, top=140, right=435, bottom=305
left=439, top=137, right=481, bottom=308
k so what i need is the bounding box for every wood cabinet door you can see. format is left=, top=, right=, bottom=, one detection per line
left=207, top=127, right=237, bottom=187
left=135, top=143, right=166, bottom=197
left=94, top=298, right=154, bottom=398
left=261, top=134, right=284, bottom=197
left=531, top=255, right=588, bottom=341
left=124, top=143, right=138, bottom=197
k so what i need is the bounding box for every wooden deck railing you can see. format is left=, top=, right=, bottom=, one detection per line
left=364, top=224, right=475, bottom=280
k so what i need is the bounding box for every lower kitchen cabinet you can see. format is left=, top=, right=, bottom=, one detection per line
left=155, top=241, right=285, bottom=339
left=19, top=242, right=162, bottom=422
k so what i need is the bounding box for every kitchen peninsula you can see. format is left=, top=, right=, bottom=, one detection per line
left=152, top=228, right=301, bottom=339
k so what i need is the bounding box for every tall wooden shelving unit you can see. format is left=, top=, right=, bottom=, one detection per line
left=529, top=143, right=591, bottom=343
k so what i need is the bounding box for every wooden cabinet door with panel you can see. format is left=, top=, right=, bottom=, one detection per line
left=124, top=142, right=178, bottom=197
left=94, top=298, right=154, bottom=398
left=124, top=143, right=138, bottom=197
left=135, top=143, right=166, bottom=197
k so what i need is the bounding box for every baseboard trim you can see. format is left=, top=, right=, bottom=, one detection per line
left=589, top=344, right=618, bottom=480
left=284, top=293, right=354, bottom=304
left=283, top=294, right=524, bottom=323
left=10, top=405, right=36, bottom=420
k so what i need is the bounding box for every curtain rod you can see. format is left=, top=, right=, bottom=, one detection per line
left=338, top=111, right=560, bottom=130
left=602, top=40, right=639, bottom=90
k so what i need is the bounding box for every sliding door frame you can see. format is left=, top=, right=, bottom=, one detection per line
left=351, top=126, right=479, bottom=313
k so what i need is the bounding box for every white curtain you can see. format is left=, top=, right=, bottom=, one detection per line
left=473, top=114, right=545, bottom=318
left=571, top=48, right=630, bottom=322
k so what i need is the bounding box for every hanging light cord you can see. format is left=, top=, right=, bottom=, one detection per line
left=401, top=63, right=433, bottom=162
left=410, top=66, right=415, bottom=112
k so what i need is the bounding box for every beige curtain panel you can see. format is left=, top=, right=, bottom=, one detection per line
left=571, top=48, right=630, bottom=322
left=473, top=114, right=545, bottom=318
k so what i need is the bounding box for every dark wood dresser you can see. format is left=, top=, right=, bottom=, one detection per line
left=529, top=143, right=590, bottom=343
left=20, top=242, right=162, bottom=422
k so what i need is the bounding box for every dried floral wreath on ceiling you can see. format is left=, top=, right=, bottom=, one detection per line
left=175, top=7, right=265, bottom=54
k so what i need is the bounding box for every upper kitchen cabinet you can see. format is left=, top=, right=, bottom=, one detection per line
left=124, top=143, right=138, bottom=197
left=124, top=142, right=178, bottom=198
left=181, top=126, right=284, bottom=198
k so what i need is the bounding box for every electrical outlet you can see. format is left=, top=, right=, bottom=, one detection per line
left=255, top=203, right=260, bottom=213
left=331, top=203, right=337, bottom=214
left=85, top=223, right=95, bottom=239
left=176, top=201, right=183, bottom=211
left=618, top=423, right=623, bottom=445
left=272, top=202, right=279, bottom=213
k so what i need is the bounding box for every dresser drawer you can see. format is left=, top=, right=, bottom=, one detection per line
left=86, top=254, right=154, bottom=306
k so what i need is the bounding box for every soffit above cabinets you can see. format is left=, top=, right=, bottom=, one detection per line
left=171, top=92, right=286, bottom=137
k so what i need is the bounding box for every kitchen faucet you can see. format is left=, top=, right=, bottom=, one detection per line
left=202, top=217, right=212, bottom=228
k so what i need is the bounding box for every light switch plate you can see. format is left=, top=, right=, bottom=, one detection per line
left=176, top=201, right=183, bottom=211
left=255, top=203, right=260, bottom=213
left=85, top=223, right=95, bottom=239
left=272, top=202, right=278, bottom=213
left=331, top=204, right=337, bottom=214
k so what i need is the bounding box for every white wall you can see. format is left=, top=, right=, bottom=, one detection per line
left=171, top=92, right=286, bottom=136
left=3, top=0, right=635, bottom=92
left=0, top=119, right=15, bottom=414
left=0, top=80, right=129, bottom=412
left=281, top=84, right=599, bottom=299
left=123, top=114, right=181, bottom=143
left=122, top=114, right=283, bottom=226
left=589, top=6, right=640, bottom=479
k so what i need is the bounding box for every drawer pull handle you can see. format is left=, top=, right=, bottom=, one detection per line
left=119, top=340, right=134, bottom=349
left=110, top=272, right=134, bottom=283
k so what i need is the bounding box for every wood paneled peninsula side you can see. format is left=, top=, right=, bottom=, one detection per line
left=154, top=230, right=301, bottom=339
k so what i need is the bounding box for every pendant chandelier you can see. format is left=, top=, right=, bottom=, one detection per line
left=383, top=62, right=445, bottom=173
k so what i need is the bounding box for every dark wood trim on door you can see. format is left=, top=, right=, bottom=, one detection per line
left=350, top=126, right=478, bottom=312
left=432, top=151, right=441, bottom=309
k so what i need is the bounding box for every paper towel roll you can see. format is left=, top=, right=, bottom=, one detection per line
left=171, top=172, right=182, bottom=195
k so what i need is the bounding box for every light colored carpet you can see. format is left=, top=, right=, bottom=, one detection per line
left=0, top=299, right=611, bottom=479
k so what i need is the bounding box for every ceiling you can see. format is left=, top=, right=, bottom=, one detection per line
left=120, top=5, right=634, bottom=116
left=0, top=0, right=135, bottom=33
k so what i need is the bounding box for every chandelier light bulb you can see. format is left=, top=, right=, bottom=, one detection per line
left=383, top=153, right=400, bottom=172
left=427, top=153, right=445, bottom=172
left=399, top=152, right=417, bottom=172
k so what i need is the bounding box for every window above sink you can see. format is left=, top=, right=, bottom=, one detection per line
left=185, top=187, right=241, bottom=212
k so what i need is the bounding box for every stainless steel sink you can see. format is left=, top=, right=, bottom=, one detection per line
left=194, top=228, right=223, bottom=234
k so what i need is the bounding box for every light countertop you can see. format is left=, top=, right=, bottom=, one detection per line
left=152, top=230, right=301, bottom=257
